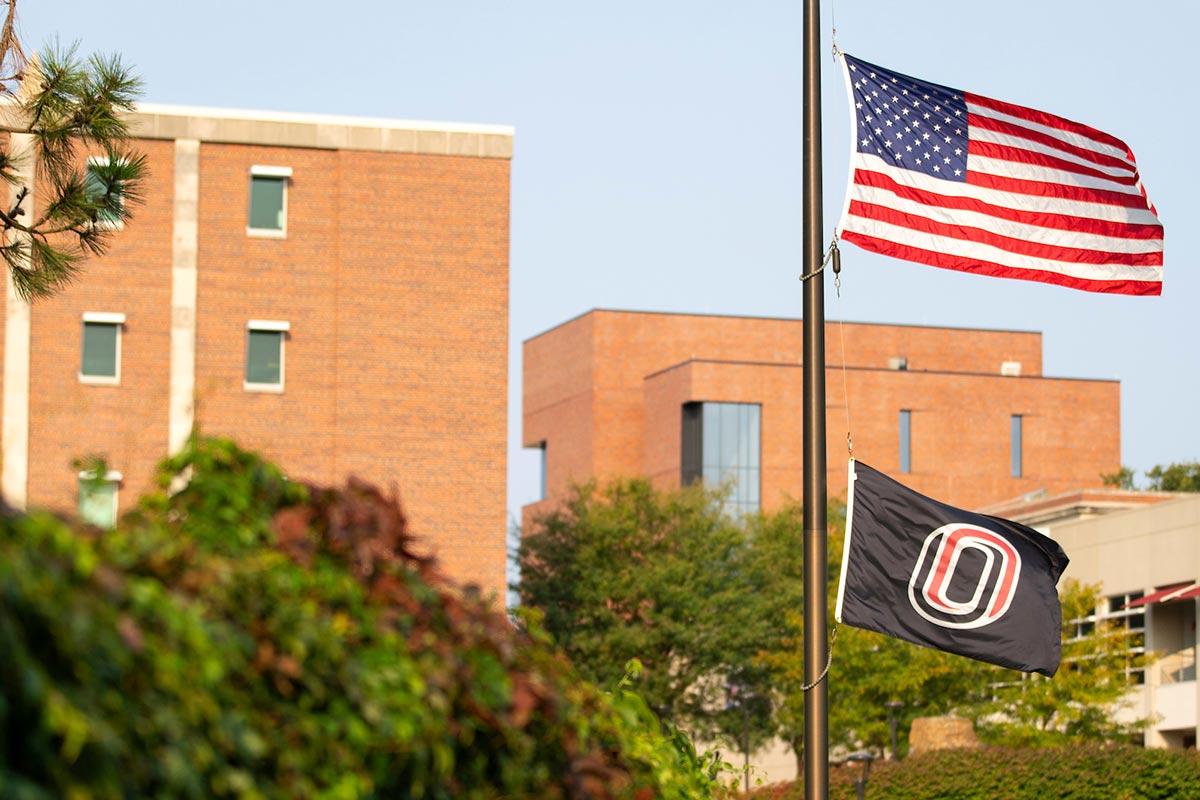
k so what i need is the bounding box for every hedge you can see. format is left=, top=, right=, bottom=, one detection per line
left=753, top=743, right=1200, bottom=800
left=0, top=436, right=723, bottom=799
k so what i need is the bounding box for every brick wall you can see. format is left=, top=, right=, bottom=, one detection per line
left=7, top=121, right=511, bottom=601
left=27, top=138, right=176, bottom=513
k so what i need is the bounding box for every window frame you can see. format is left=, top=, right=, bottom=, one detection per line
left=246, top=165, right=292, bottom=239
left=86, top=156, right=125, bottom=231
left=77, top=468, right=122, bottom=528
left=244, top=319, right=289, bottom=393
left=79, top=311, right=125, bottom=386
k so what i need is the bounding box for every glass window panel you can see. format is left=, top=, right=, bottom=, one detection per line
left=1010, top=414, right=1023, bottom=478
left=719, top=404, right=739, bottom=467
left=746, top=405, right=760, bottom=470
left=79, top=480, right=116, bottom=528
left=900, top=410, right=912, bottom=474
left=702, top=404, right=720, bottom=467
left=249, top=176, right=286, bottom=230
left=81, top=322, right=118, bottom=377
left=538, top=444, right=547, bottom=501
left=693, top=402, right=761, bottom=516
left=246, top=329, right=283, bottom=384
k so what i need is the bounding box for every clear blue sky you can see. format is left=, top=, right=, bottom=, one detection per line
left=22, top=1, right=1198, bottom=529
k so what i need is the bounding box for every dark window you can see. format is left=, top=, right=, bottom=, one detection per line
left=81, top=317, right=122, bottom=382
left=249, top=175, right=286, bottom=230
left=246, top=328, right=284, bottom=387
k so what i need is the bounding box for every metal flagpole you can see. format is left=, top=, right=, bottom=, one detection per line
left=801, top=0, right=828, bottom=798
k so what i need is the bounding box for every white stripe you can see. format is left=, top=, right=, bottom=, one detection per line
left=967, top=100, right=1130, bottom=163
left=969, top=154, right=1143, bottom=197
left=841, top=154, right=1160, bottom=227
left=836, top=53, right=864, bottom=242
left=842, top=213, right=1163, bottom=284
left=834, top=458, right=858, bottom=624
left=852, top=183, right=1162, bottom=255
left=971, top=127, right=1135, bottom=179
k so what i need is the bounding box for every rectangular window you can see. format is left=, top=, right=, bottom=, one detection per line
left=78, top=470, right=121, bottom=528
left=86, top=157, right=125, bottom=230
left=1103, top=592, right=1146, bottom=685
left=538, top=443, right=547, bottom=501
left=245, top=320, right=289, bottom=392
left=80, top=312, right=125, bottom=384
left=247, top=165, right=292, bottom=237
left=1010, top=414, right=1023, bottom=478
left=899, top=409, right=912, bottom=474
left=681, top=401, right=761, bottom=515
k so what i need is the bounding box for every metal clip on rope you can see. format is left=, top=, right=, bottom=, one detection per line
left=800, top=239, right=840, bottom=283
left=800, top=623, right=839, bottom=692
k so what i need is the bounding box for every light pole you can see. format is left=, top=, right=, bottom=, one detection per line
left=845, top=751, right=874, bottom=800
left=885, top=700, right=903, bottom=760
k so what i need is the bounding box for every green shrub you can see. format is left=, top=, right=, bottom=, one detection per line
left=752, top=744, right=1200, bottom=800
left=0, top=436, right=722, bottom=799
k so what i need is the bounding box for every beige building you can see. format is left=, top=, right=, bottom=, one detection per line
left=1049, top=496, right=1200, bottom=749
left=997, top=491, right=1200, bottom=749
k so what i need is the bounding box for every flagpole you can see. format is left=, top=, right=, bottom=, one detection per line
left=801, top=0, right=829, bottom=797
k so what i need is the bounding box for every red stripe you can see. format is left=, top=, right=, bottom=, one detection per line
left=958, top=528, right=1020, bottom=619
left=965, top=91, right=1132, bottom=154
left=971, top=140, right=1138, bottom=188
left=849, top=200, right=1162, bottom=266
left=840, top=230, right=1163, bottom=296
left=853, top=169, right=1162, bottom=240
left=966, top=170, right=1149, bottom=210
left=926, top=532, right=960, bottom=612
left=970, top=113, right=1134, bottom=174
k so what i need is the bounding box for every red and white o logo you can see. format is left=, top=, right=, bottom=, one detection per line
left=908, top=523, right=1021, bottom=629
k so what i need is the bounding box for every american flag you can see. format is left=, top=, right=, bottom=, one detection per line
left=836, top=54, right=1163, bottom=296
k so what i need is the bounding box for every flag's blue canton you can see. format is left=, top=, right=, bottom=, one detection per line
left=846, top=55, right=968, bottom=183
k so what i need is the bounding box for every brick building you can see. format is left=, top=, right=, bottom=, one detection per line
left=522, top=309, right=1121, bottom=520
left=2, top=105, right=512, bottom=598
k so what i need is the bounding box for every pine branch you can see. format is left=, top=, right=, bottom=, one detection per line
left=0, top=2, right=146, bottom=300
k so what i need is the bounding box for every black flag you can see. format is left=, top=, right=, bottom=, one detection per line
left=835, top=460, right=1069, bottom=676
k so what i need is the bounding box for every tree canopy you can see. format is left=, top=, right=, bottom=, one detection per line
left=1145, top=461, right=1200, bottom=492
left=516, top=478, right=804, bottom=750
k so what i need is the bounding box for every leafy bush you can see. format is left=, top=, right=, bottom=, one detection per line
left=752, top=744, right=1200, bottom=800
left=0, top=436, right=723, bottom=799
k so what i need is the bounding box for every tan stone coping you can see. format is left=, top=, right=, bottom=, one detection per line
left=0, top=99, right=513, bottom=159
left=129, top=104, right=513, bottom=159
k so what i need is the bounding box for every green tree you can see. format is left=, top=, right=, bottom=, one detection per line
left=1145, top=461, right=1200, bottom=492
left=1100, top=465, right=1136, bottom=490
left=977, top=580, right=1149, bottom=745
left=0, top=0, right=146, bottom=300
left=515, top=478, right=803, bottom=749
